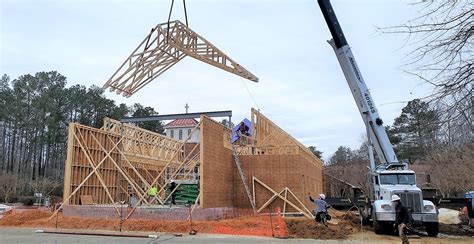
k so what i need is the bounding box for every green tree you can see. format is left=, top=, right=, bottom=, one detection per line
left=111, top=103, right=129, bottom=120
left=308, top=146, right=323, bottom=159
left=130, top=103, right=164, bottom=134
left=328, top=146, right=353, bottom=165
left=0, top=71, right=165, bottom=198
left=388, top=99, right=439, bottom=163
left=64, top=84, right=88, bottom=123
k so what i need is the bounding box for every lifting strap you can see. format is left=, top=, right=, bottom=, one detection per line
left=166, top=0, right=189, bottom=41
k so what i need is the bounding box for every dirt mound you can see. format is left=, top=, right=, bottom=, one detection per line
left=0, top=209, right=52, bottom=226
left=341, top=211, right=361, bottom=225
left=328, top=208, right=345, bottom=218
left=285, top=217, right=360, bottom=239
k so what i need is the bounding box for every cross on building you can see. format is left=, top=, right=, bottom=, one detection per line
left=185, top=103, right=189, bottom=114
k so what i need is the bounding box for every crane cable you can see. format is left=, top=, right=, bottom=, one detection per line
left=166, top=0, right=189, bottom=42
left=239, top=77, right=260, bottom=110
left=165, top=0, right=259, bottom=111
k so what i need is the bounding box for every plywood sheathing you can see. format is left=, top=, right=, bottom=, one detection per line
left=199, top=116, right=235, bottom=208
left=200, top=109, right=323, bottom=213
left=234, top=154, right=322, bottom=212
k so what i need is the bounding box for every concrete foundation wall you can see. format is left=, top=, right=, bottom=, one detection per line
left=200, top=117, right=234, bottom=208
left=63, top=206, right=254, bottom=221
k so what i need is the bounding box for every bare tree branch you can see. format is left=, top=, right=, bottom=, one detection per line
left=381, top=0, right=473, bottom=145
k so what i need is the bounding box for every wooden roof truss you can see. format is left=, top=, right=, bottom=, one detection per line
left=103, top=20, right=258, bottom=97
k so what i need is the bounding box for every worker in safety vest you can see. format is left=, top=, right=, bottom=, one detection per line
left=148, top=186, right=158, bottom=201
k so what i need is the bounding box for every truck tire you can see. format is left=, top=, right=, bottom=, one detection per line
left=372, top=209, right=384, bottom=234
left=425, top=222, right=439, bottom=237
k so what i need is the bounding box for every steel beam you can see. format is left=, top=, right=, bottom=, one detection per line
left=121, top=110, right=232, bottom=123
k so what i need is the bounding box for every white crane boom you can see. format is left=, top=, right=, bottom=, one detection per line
left=317, top=0, right=398, bottom=166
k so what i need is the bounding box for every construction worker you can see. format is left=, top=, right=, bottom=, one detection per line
left=147, top=185, right=157, bottom=202
left=129, top=193, right=138, bottom=207
left=238, top=122, right=250, bottom=137
left=309, top=193, right=329, bottom=224
left=392, top=195, right=410, bottom=244
left=235, top=121, right=250, bottom=145
left=168, top=181, right=177, bottom=205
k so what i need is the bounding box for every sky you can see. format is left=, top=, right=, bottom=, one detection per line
left=0, top=0, right=433, bottom=160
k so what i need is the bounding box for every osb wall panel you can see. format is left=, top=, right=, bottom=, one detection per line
left=200, top=117, right=234, bottom=208
left=235, top=154, right=323, bottom=212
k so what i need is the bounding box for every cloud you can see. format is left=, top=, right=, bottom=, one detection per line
left=1, top=0, right=429, bottom=159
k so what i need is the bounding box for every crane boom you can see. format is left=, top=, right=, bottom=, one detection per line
left=315, top=2, right=439, bottom=234
left=317, top=0, right=398, bottom=166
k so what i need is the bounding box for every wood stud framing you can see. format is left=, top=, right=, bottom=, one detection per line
left=252, top=176, right=313, bottom=218
left=59, top=118, right=201, bottom=219
left=103, top=20, right=258, bottom=97
left=60, top=109, right=322, bottom=220
left=243, top=108, right=323, bottom=168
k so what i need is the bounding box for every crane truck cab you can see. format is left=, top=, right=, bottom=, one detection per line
left=371, top=163, right=439, bottom=235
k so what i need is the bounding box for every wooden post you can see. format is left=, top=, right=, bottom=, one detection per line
left=62, top=123, right=76, bottom=205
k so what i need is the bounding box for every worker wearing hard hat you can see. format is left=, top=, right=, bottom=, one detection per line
left=392, top=195, right=411, bottom=244
left=309, top=193, right=330, bottom=224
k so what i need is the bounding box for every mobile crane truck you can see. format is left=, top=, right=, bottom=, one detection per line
left=317, top=0, right=439, bottom=236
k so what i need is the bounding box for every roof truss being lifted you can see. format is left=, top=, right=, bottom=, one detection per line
left=103, top=20, right=259, bottom=97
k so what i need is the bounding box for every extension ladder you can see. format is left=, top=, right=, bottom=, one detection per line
left=231, top=144, right=256, bottom=212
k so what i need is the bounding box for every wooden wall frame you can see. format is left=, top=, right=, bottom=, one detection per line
left=56, top=118, right=201, bottom=220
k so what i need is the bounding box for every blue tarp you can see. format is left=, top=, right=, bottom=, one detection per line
left=465, top=191, right=474, bottom=199
left=231, top=118, right=252, bottom=143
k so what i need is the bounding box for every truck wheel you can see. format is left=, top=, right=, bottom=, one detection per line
left=372, top=209, right=383, bottom=234
left=425, top=222, right=439, bottom=237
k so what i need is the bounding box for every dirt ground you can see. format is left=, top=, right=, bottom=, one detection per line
left=0, top=209, right=281, bottom=237
left=285, top=209, right=474, bottom=243
left=439, top=223, right=474, bottom=237
left=349, top=231, right=473, bottom=244
left=1, top=209, right=473, bottom=243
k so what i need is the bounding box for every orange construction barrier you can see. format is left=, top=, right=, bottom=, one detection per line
left=276, top=207, right=288, bottom=239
